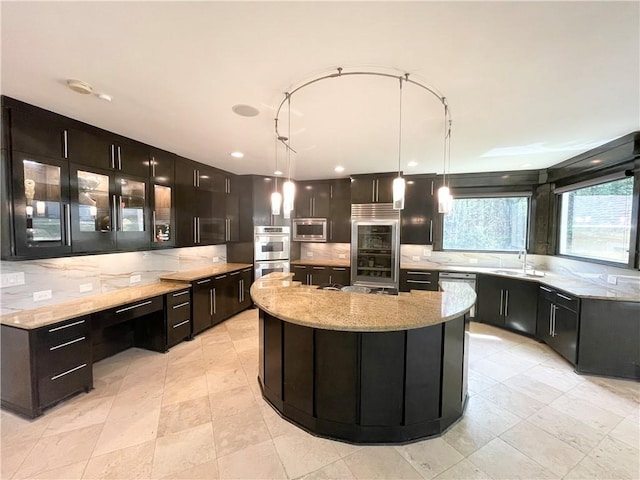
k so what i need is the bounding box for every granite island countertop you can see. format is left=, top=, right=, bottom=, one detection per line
left=250, top=273, right=476, bottom=332
left=0, top=281, right=189, bottom=330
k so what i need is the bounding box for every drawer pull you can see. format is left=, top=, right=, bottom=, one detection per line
left=557, top=293, right=573, bottom=301
left=50, top=336, right=86, bottom=351
left=332, top=267, right=346, bottom=271
left=230, top=272, right=240, bottom=276
left=172, top=290, right=190, bottom=297
left=242, top=268, right=252, bottom=273
left=407, top=271, right=432, bottom=276
left=407, top=280, right=431, bottom=284
left=196, top=278, right=211, bottom=284
left=313, top=267, right=326, bottom=270
left=172, top=301, right=190, bottom=309
left=172, top=320, right=190, bottom=329
left=116, top=300, right=153, bottom=314
left=51, top=363, right=87, bottom=381
left=540, top=286, right=553, bottom=293
left=48, top=319, right=85, bottom=333
left=214, top=275, right=227, bottom=279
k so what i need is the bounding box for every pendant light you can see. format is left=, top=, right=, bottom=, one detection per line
left=282, top=93, right=295, bottom=219
left=392, top=75, right=407, bottom=210
left=438, top=106, right=453, bottom=214
left=270, top=128, right=282, bottom=216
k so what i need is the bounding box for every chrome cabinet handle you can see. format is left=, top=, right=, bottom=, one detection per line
left=214, top=274, right=227, bottom=279
left=372, top=179, right=376, bottom=202
left=212, top=288, right=216, bottom=315
left=557, top=293, right=573, bottom=301
left=504, top=290, right=509, bottom=317
left=112, top=195, right=117, bottom=231
left=116, top=300, right=152, bottom=314
left=50, top=336, right=85, bottom=351
left=152, top=211, right=156, bottom=234
left=196, top=278, right=211, bottom=284
left=540, top=286, right=553, bottom=293
left=117, top=196, right=123, bottom=231
left=172, top=290, right=189, bottom=297
left=407, top=271, right=431, bottom=275
left=407, top=280, right=431, bottom=284
left=193, top=217, right=198, bottom=243
left=63, top=130, right=68, bottom=158
left=313, top=266, right=326, bottom=270
left=333, top=268, right=346, bottom=271
left=230, top=271, right=240, bottom=276
left=429, top=220, right=433, bottom=243
left=111, top=144, right=116, bottom=169
left=173, top=320, right=190, bottom=329
left=117, top=146, right=122, bottom=170
left=151, top=157, right=156, bottom=177
left=499, top=289, right=504, bottom=316
left=193, top=170, right=197, bottom=187
left=210, top=289, right=213, bottom=316
left=51, top=363, right=87, bottom=381
left=430, top=180, right=434, bottom=196
left=197, top=217, right=201, bottom=243
left=196, top=170, right=200, bottom=187
left=172, top=302, right=190, bottom=309
left=549, top=305, right=553, bottom=336
left=48, top=319, right=85, bottom=333
left=64, top=203, right=72, bottom=246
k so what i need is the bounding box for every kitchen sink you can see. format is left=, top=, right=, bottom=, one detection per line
left=492, top=269, right=545, bottom=278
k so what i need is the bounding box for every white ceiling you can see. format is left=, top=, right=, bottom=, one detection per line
left=1, top=1, right=638, bottom=181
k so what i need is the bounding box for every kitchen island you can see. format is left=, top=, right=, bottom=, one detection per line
left=250, top=273, right=476, bottom=444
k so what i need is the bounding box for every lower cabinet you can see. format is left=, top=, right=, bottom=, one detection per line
left=476, top=274, right=538, bottom=335
left=1, top=316, right=93, bottom=418
left=166, top=288, right=192, bottom=348
left=291, top=264, right=351, bottom=285
left=537, top=286, right=580, bottom=365
left=400, top=269, right=439, bottom=292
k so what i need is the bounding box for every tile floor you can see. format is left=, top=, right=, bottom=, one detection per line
left=1, top=309, right=638, bottom=479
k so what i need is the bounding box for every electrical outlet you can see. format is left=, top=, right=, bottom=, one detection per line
left=412, top=256, right=420, bottom=261
left=607, top=275, right=617, bottom=285
left=338, top=253, right=346, bottom=259
left=212, top=256, right=219, bottom=263
left=79, top=283, right=93, bottom=293
left=469, top=258, right=479, bottom=264
left=423, top=249, right=432, bottom=257
left=33, top=290, right=52, bottom=302
left=0, top=272, right=25, bottom=288
left=306, top=251, right=314, bottom=257
left=130, top=274, right=141, bottom=284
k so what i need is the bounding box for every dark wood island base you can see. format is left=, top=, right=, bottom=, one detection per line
left=258, top=310, right=470, bottom=444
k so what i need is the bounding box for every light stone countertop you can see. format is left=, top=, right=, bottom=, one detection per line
left=159, top=263, right=253, bottom=282
left=0, top=281, right=190, bottom=330
left=250, top=273, right=476, bottom=332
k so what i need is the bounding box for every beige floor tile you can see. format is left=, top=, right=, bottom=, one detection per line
left=209, top=385, right=257, bottom=419
left=609, top=411, right=640, bottom=449
left=467, top=370, right=499, bottom=395
left=167, top=339, right=204, bottom=365
left=434, top=459, right=492, bottom=479
left=205, top=355, right=244, bottom=375
left=82, top=440, right=155, bottom=479
left=161, top=459, right=219, bottom=479
left=328, top=439, right=364, bottom=458
left=232, top=337, right=258, bottom=354
left=469, top=356, right=530, bottom=382
left=520, top=364, right=583, bottom=392
left=165, top=357, right=207, bottom=383
left=29, top=460, right=86, bottom=479
left=482, top=349, right=538, bottom=372
left=260, top=404, right=303, bottom=439
left=200, top=325, right=233, bottom=346
left=395, top=436, right=464, bottom=479
left=158, top=395, right=212, bottom=437
left=162, top=374, right=209, bottom=407
left=443, top=417, right=500, bottom=457
left=93, top=406, right=160, bottom=457
left=500, top=420, right=585, bottom=476
left=527, top=405, right=605, bottom=454
left=342, top=446, right=422, bottom=479
left=42, top=394, right=115, bottom=437
left=108, top=380, right=164, bottom=421
left=90, top=375, right=124, bottom=399
left=466, top=438, right=557, bottom=479
left=1, top=409, right=50, bottom=444
left=569, top=379, right=639, bottom=417
left=502, top=373, right=564, bottom=404
left=504, top=340, right=555, bottom=364
left=0, top=437, right=38, bottom=479
left=206, top=367, right=249, bottom=394
left=564, top=435, right=640, bottom=480
left=92, top=356, right=130, bottom=380
left=550, top=392, right=624, bottom=434
left=13, top=424, right=102, bottom=479
left=217, top=439, right=287, bottom=479
left=478, top=383, right=545, bottom=419
left=123, top=353, right=168, bottom=382
left=273, top=430, right=341, bottom=478
left=212, top=406, right=271, bottom=457
left=151, top=422, right=216, bottom=479
left=203, top=341, right=238, bottom=361
left=300, top=459, right=356, bottom=480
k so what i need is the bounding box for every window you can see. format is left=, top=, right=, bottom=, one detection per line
left=443, top=196, right=529, bottom=251
left=558, top=176, right=633, bottom=264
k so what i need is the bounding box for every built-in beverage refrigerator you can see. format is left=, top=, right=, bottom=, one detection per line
left=350, top=204, right=400, bottom=289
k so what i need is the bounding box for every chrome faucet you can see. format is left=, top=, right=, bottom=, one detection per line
left=518, top=249, right=528, bottom=274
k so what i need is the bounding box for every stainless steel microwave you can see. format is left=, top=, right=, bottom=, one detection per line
left=292, top=218, right=327, bottom=242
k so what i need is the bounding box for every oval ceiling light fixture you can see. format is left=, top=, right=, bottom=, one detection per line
left=231, top=151, right=244, bottom=158
left=67, top=79, right=93, bottom=95
left=232, top=104, right=260, bottom=117
left=334, top=166, right=345, bottom=173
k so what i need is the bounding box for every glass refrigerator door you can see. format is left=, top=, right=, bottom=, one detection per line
left=353, top=222, right=397, bottom=286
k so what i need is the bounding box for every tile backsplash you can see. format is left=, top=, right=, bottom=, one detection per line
left=0, top=245, right=227, bottom=314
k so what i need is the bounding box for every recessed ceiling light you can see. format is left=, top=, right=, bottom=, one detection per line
left=67, top=79, right=93, bottom=95
left=97, top=93, right=112, bottom=102
left=231, top=152, right=244, bottom=158
left=274, top=170, right=283, bottom=176
left=334, top=166, right=345, bottom=173
left=407, top=161, right=418, bottom=167
left=232, top=104, right=260, bottom=117
left=521, top=163, right=532, bottom=168
left=590, top=159, right=602, bottom=164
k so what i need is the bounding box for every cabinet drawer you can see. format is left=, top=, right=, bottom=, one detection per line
left=37, top=335, right=91, bottom=378
left=405, top=279, right=436, bottom=290
left=94, top=296, right=163, bottom=328
left=167, top=318, right=191, bottom=347
left=38, top=362, right=92, bottom=408
left=36, top=316, right=90, bottom=349
left=168, top=299, right=191, bottom=324
left=166, top=288, right=191, bottom=307
left=554, top=291, right=579, bottom=313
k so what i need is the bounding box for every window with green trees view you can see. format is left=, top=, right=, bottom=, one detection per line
left=443, top=196, right=529, bottom=251
left=558, top=176, right=633, bottom=264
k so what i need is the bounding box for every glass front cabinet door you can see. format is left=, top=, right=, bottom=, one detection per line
left=11, top=152, right=72, bottom=257
left=152, top=184, right=174, bottom=247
